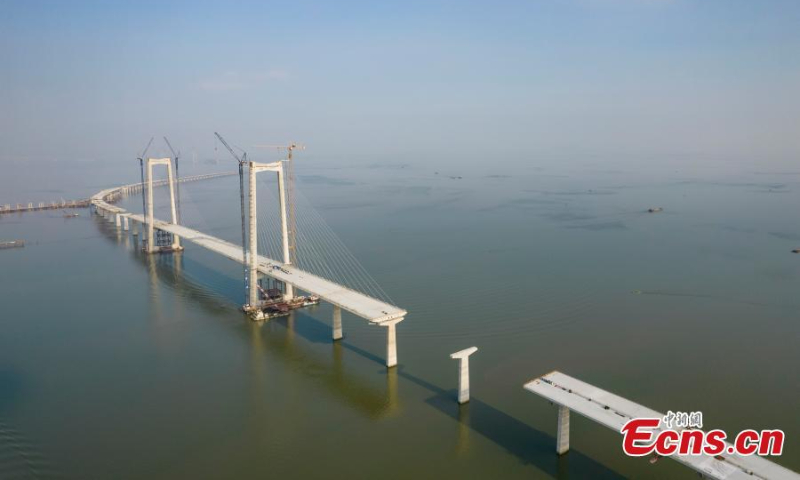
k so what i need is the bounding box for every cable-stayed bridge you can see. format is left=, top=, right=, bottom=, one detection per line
left=91, top=149, right=406, bottom=368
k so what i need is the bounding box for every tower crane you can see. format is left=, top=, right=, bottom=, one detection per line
left=136, top=137, right=154, bottom=247
left=214, top=132, right=250, bottom=304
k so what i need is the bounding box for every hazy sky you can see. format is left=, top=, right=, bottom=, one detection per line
left=2, top=0, right=799, bottom=168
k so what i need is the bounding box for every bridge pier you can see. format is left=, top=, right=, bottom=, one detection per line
left=115, top=213, right=121, bottom=228
left=383, top=318, right=403, bottom=368
left=332, top=306, right=342, bottom=340
left=123, top=216, right=129, bottom=231
left=556, top=405, right=570, bottom=455
left=450, top=347, right=478, bottom=404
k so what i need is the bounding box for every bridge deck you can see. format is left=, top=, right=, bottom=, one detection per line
left=524, top=371, right=798, bottom=480
left=127, top=214, right=406, bottom=324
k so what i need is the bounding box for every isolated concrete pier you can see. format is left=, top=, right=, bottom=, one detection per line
left=450, top=347, right=478, bottom=404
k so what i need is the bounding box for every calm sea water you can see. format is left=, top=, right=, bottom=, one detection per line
left=1, top=158, right=798, bottom=479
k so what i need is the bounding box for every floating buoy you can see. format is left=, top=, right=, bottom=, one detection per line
left=648, top=207, right=663, bottom=213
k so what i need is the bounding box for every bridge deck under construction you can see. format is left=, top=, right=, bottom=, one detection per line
left=125, top=214, right=405, bottom=324
left=524, top=371, right=799, bottom=480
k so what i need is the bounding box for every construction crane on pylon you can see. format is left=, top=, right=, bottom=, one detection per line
left=254, top=142, right=305, bottom=265
left=136, top=137, right=154, bottom=242
left=214, top=132, right=250, bottom=304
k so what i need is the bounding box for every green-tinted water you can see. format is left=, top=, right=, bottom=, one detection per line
left=1, top=160, right=798, bottom=479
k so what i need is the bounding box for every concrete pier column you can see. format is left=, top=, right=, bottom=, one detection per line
left=107, top=211, right=114, bottom=223
left=123, top=216, right=129, bottom=231
left=383, top=318, right=403, bottom=368
left=332, top=305, right=342, bottom=340
left=115, top=214, right=121, bottom=227
left=556, top=405, right=570, bottom=455
left=450, top=347, right=478, bottom=404
left=130, top=220, right=139, bottom=248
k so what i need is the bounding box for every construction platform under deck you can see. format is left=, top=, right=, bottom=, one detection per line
left=524, top=371, right=799, bottom=480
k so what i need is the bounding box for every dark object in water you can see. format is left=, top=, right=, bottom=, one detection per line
left=647, top=207, right=663, bottom=213
left=792, top=249, right=800, bottom=254
left=0, top=240, right=25, bottom=249
left=255, top=295, right=321, bottom=319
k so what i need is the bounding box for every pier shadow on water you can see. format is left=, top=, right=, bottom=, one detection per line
left=241, top=319, right=398, bottom=419
left=342, top=343, right=623, bottom=480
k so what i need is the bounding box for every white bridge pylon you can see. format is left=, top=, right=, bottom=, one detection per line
left=246, top=160, right=293, bottom=308
left=243, top=159, right=405, bottom=367
left=145, top=157, right=182, bottom=253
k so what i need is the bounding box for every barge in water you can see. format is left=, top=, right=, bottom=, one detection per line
left=245, top=284, right=320, bottom=320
